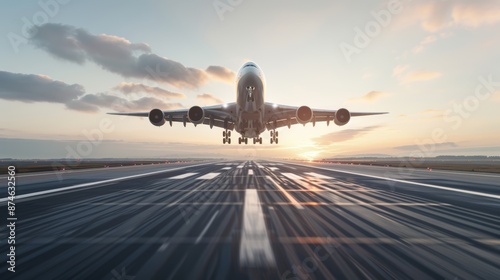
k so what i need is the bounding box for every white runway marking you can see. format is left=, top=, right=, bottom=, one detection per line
left=305, top=172, right=333, bottom=180
left=269, top=167, right=279, bottom=171
left=239, top=189, right=276, bottom=267
left=282, top=173, right=305, bottom=181
left=266, top=176, right=304, bottom=209
left=196, top=173, right=220, bottom=180
left=284, top=162, right=500, bottom=200
left=248, top=170, right=254, bottom=176
left=221, top=167, right=231, bottom=170
left=169, top=172, right=198, bottom=179
left=196, top=211, right=219, bottom=244
left=0, top=162, right=216, bottom=203
left=237, top=163, right=245, bottom=169
left=256, top=164, right=264, bottom=168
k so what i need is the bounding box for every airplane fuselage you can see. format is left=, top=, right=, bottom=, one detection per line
left=235, top=62, right=266, bottom=138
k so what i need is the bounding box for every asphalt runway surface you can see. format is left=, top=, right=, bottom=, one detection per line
left=1, top=160, right=500, bottom=279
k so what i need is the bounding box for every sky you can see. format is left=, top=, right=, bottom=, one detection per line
left=1, top=0, right=499, bottom=160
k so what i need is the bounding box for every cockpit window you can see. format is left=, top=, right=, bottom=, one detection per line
left=243, top=63, right=257, bottom=68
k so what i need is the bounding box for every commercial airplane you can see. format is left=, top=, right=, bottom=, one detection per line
left=109, top=62, right=386, bottom=144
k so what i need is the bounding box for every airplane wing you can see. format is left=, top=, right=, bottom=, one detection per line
left=263, top=102, right=387, bottom=130
left=108, top=103, right=238, bottom=130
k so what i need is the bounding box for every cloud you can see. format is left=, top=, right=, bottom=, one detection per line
left=206, top=66, right=235, bottom=82
left=392, top=64, right=409, bottom=78
left=394, top=142, right=457, bottom=151
left=419, top=109, right=445, bottom=118
left=113, top=82, right=184, bottom=98
left=0, top=70, right=85, bottom=104
left=0, top=70, right=182, bottom=113
left=401, top=71, right=442, bottom=84
left=29, top=23, right=230, bottom=88
left=396, top=0, right=500, bottom=32
left=349, top=91, right=389, bottom=103
left=412, top=35, right=437, bottom=54
left=196, top=93, right=224, bottom=105
left=312, top=126, right=380, bottom=146
left=67, top=93, right=183, bottom=113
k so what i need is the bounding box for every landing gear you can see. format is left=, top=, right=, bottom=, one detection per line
left=223, top=129, right=231, bottom=144
left=270, top=129, right=278, bottom=144
left=252, top=137, right=263, bottom=144
left=246, top=86, right=255, bottom=102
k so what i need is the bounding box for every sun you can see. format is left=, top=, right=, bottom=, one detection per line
left=300, top=151, right=320, bottom=161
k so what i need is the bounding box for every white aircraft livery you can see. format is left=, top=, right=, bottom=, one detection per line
left=109, top=62, right=386, bottom=144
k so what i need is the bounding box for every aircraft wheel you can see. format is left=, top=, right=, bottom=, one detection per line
left=245, top=138, right=248, bottom=144
left=270, top=138, right=274, bottom=144
left=223, top=138, right=226, bottom=144
left=223, top=131, right=226, bottom=137
left=270, top=131, right=273, bottom=137
left=228, top=131, right=231, bottom=137
left=275, top=131, right=279, bottom=137
left=275, top=138, right=279, bottom=144
left=253, top=138, right=256, bottom=144
left=228, top=138, right=231, bottom=144
left=259, top=138, right=263, bottom=144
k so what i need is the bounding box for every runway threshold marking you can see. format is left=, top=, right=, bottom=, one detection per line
left=0, top=162, right=218, bottom=203
left=195, top=210, right=219, bottom=244
left=169, top=172, right=198, bottom=179
left=283, top=162, right=500, bottom=200
left=248, top=170, right=254, bottom=176
left=266, top=176, right=304, bottom=209
left=239, top=189, right=276, bottom=267
left=196, top=173, right=221, bottom=180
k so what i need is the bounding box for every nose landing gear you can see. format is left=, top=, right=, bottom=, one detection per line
left=246, top=86, right=256, bottom=102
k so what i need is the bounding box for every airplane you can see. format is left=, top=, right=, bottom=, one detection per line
left=109, top=61, right=387, bottom=144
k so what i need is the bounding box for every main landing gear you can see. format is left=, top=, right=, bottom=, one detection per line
left=270, top=130, right=279, bottom=144
left=238, top=137, right=262, bottom=144
left=222, top=130, right=231, bottom=144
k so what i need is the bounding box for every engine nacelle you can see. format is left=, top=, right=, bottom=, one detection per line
left=188, top=105, right=205, bottom=124
left=149, top=109, right=165, bottom=126
left=334, top=108, right=351, bottom=126
left=296, top=106, right=313, bottom=124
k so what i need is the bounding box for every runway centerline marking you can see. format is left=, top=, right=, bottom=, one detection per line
left=283, top=162, right=500, bottom=200
left=0, top=162, right=219, bottom=203
left=196, top=173, right=221, bottom=180
left=221, top=167, right=231, bottom=170
left=196, top=210, right=219, bottom=244
left=268, top=167, right=279, bottom=171
left=169, top=172, right=198, bottom=179
left=239, top=189, right=276, bottom=267
left=266, top=176, right=304, bottom=209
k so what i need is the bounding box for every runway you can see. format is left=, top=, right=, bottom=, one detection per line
left=1, top=160, right=500, bottom=279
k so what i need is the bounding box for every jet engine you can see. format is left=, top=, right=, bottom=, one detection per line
left=148, top=109, right=165, bottom=126
left=334, top=108, right=351, bottom=126
left=296, top=106, right=313, bottom=124
left=188, top=106, right=205, bottom=124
